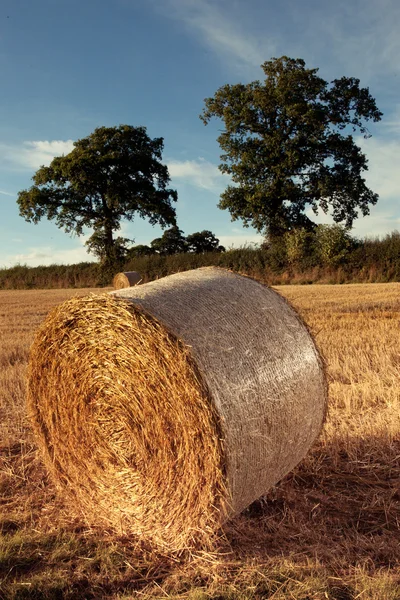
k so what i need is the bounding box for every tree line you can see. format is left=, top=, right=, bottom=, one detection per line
left=2, top=230, right=400, bottom=290
left=16, top=56, right=383, bottom=273
left=130, top=227, right=225, bottom=257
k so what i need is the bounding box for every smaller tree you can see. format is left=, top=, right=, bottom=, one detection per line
left=186, top=230, right=225, bottom=253
left=151, top=226, right=188, bottom=255
left=315, top=224, right=354, bottom=266
left=283, top=228, right=315, bottom=266
left=127, top=244, right=155, bottom=258
left=17, top=125, right=178, bottom=271
left=85, top=229, right=132, bottom=266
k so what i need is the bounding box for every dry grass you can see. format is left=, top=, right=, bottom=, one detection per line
left=1, top=283, right=399, bottom=599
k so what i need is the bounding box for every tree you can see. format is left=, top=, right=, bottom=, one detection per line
left=201, top=56, right=382, bottom=240
left=314, top=224, right=355, bottom=266
left=17, top=125, right=178, bottom=269
left=127, top=244, right=155, bottom=258
left=186, top=230, right=225, bottom=253
left=85, top=229, right=132, bottom=264
left=151, top=226, right=188, bottom=255
left=283, top=227, right=315, bottom=266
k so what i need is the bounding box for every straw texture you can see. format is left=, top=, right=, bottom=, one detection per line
left=113, top=271, right=142, bottom=289
left=28, top=267, right=327, bottom=550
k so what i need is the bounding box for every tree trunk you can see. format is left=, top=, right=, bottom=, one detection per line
left=100, top=197, right=118, bottom=279
left=104, top=220, right=114, bottom=265
left=101, top=195, right=115, bottom=265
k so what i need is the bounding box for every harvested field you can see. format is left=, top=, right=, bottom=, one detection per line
left=0, top=283, right=399, bottom=599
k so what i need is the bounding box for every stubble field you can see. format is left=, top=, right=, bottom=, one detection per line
left=0, top=283, right=399, bottom=599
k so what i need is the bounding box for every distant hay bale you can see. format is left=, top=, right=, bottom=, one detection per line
left=113, top=271, right=142, bottom=289
left=27, top=267, right=327, bottom=551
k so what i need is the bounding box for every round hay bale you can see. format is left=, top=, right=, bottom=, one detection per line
left=28, top=267, right=327, bottom=550
left=113, top=271, right=142, bottom=289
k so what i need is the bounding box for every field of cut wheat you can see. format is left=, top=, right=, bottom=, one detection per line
left=1, top=283, right=399, bottom=599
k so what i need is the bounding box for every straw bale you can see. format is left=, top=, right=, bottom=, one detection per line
left=113, top=271, right=142, bottom=289
left=27, top=267, right=327, bottom=550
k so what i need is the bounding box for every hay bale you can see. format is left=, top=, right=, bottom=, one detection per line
left=113, top=271, right=142, bottom=289
left=28, top=267, right=327, bottom=550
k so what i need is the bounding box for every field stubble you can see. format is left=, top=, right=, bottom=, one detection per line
left=0, top=283, right=399, bottom=599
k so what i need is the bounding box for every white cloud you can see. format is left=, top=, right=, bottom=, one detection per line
left=168, top=158, right=228, bottom=192
left=305, top=134, right=400, bottom=238
left=308, top=204, right=400, bottom=239
left=352, top=213, right=400, bottom=239
left=153, top=0, right=275, bottom=72
left=357, top=135, right=400, bottom=201
left=20, top=140, right=75, bottom=169
left=2, top=243, right=95, bottom=268
left=0, top=189, right=14, bottom=197
left=217, top=233, right=263, bottom=249
left=0, top=139, right=74, bottom=171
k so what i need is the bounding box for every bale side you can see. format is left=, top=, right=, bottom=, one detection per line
left=113, top=267, right=327, bottom=516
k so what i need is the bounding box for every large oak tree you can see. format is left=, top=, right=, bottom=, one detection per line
left=201, top=56, right=382, bottom=240
left=17, top=125, right=178, bottom=268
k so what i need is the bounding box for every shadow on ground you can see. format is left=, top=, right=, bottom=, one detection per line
left=1, top=434, right=399, bottom=599
left=225, top=434, right=400, bottom=568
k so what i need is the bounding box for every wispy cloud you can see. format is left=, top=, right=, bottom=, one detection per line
left=0, top=189, right=14, bottom=197
left=167, top=158, right=228, bottom=192
left=381, top=104, right=400, bottom=134
left=152, top=0, right=275, bottom=72
left=159, top=0, right=400, bottom=81
left=0, top=139, right=75, bottom=171
left=304, top=0, right=400, bottom=80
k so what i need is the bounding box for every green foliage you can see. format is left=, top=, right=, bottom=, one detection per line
left=85, top=229, right=132, bottom=266
left=351, top=230, right=400, bottom=281
left=17, top=125, right=178, bottom=269
left=282, top=224, right=354, bottom=268
left=0, top=262, right=102, bottom=289
left=3, top=230, right=400, bottom=289
left=149, top=228, right=225, bottom=255
left=186, top=230, right=225, bottom=253
left=126, top=244, right=155, bottom=258
left=201, top=56, right=382, bottom=238
left=314, top=224, right=354, bottom=266
left=283, top=228, right=315, bottom=266
left=151, top=226, right=188, bottom=255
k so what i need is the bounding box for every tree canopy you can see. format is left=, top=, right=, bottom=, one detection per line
left=186, top=230, right=225, bottom=253
left=201, top=56, right=382, bottom=239
left=17, top=125, right=178, bottom=268
left=84, top=230, right=132, bottom=264
left=127, top=244, right=156, bottom=258
left=150, top=226, right=188, bottom=255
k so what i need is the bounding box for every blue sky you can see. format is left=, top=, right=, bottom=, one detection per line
left=1, top=0, right=400, bottom=267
